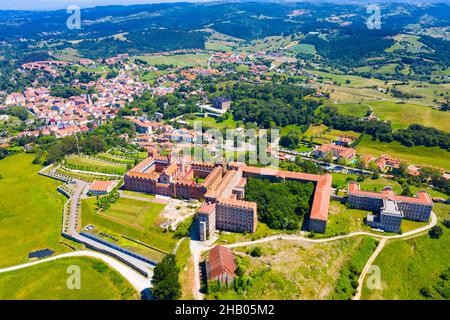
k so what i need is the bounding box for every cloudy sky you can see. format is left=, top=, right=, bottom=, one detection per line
left=0, top=0, right=217, bottom=11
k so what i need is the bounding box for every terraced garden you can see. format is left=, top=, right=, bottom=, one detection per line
left=64, top=156, right=128, bottom=175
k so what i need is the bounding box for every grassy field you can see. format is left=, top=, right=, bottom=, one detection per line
left=101, top=198, right=165, bottom=230
left=186, top=115, right=237, bottom=129
left=81, top=197, right=177, bottom=261
left=361, top=203, right=450, bottom=300
left=132, top=54, right=210, bottom=67
left=176, top=238, right=195, bottom=300
left=335, top=100, right=450, bottom=132
left=0, top=257, right=138, bottom=300
left=303, top=124, right=360, bottom=145
left=0, top=153, right=68, bottom=268
left=308, top=68, right=449, bottom=106
left=359, top=177, right=403, bottom=194
left=356, top=135, right=450, bottom=170
left=286, top=43, right=316, bottom=55
left=122, top=190, right=155, bottom=199
left=331, top=173, right=359, bottom=189
left=333, top=103, right=371, bottom=118
left=208, top=236, right=374, bottom=300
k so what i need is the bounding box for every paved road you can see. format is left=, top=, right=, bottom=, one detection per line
left=225, top=212, right=437, bottom=250
left=0, top=251, right=150, bottom=292
left=190, top=239, right=208, bottom=301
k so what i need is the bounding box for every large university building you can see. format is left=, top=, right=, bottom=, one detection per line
left=348, top=182, right=433, bottom=233
left=124, top=156, right=332, bottom=240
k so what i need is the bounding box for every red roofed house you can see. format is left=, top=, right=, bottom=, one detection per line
left=206, top=245, right=237, bottom=285
left=314, top=143, right=355, bottom=160
left=88, top=180, right=117, bottom=195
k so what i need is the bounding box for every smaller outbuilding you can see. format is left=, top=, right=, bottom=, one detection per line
left=88, top=180, right=116, bottom=195
left=206, top=245, right=237, bottom=285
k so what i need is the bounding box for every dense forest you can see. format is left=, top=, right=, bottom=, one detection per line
left=245, top=177, right=314, bottom=230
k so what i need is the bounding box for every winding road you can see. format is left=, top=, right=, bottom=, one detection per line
left=0, top=251, right=151, bottom=293
left=190, top=211, right=437, bottom=300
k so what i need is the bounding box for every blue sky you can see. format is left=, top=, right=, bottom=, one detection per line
left=0, top=0, right=214, bottom=11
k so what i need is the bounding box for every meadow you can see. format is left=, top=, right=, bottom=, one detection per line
left=0, top=257, right=138, bottom=300
left=185, top=115, right=237, bottom=130
left=209, top=237, right=375, bottom=300
left=335, top=100, right=450, bottom=132
left=132, top=54, right=210, bottom=67
left=303, top=124, right=360, bottom=145
left=356, top=135, right=450, bottom=170
left=361, top=203, right=450, bottom=300
left=65, top=156, right=127, bottom=174
left=0, top=153, right=68, bottom=268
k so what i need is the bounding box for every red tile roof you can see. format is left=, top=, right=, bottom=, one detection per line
left=228, top=163, right=332, bottom=222
left=348, top=182, right=433, bottom=206
left=89, top=180, right=115, bottom=192
left=208, top=246, right=237, bottom=281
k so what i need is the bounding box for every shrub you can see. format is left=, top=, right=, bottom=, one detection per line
left=429, top=225, right=444, bottom=239
left=250, top=246, right=263, bottom=257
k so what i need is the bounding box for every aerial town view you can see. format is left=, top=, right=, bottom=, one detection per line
left=0, top=0, right=449, bottom=311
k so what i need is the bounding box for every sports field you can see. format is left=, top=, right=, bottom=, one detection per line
left=0, top=257, right=138, bottom=300
left=0, top=153, right=68, bottom=268
left=356, top=135, right=450, bottom=170
left=132, top=54, right=210, bottom=67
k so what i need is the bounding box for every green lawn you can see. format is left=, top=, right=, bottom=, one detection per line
left=122, top=190, right=156, bottom=199
left=356, top=135, right=450, bottom=170
left=81, top=197, right=178, bottom=261
left=103, top=197, right=165, bottom=230
left=0, top=257, right=138, bottom=300
left=280, top=124, right=305, bottom=136
left=0, top=153, right=68, bottom=268
left=361, top=203, right=450, bottom=300
left=359, top=177, right=403, bottom=194
left=331, top=173, right=359, bottom=189
left=132, top=54, right=210, bottom=67
left=186, top=115, right=237, bottom=129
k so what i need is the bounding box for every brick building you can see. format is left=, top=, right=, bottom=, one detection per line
left=348, top=182, right=433, bottom=232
